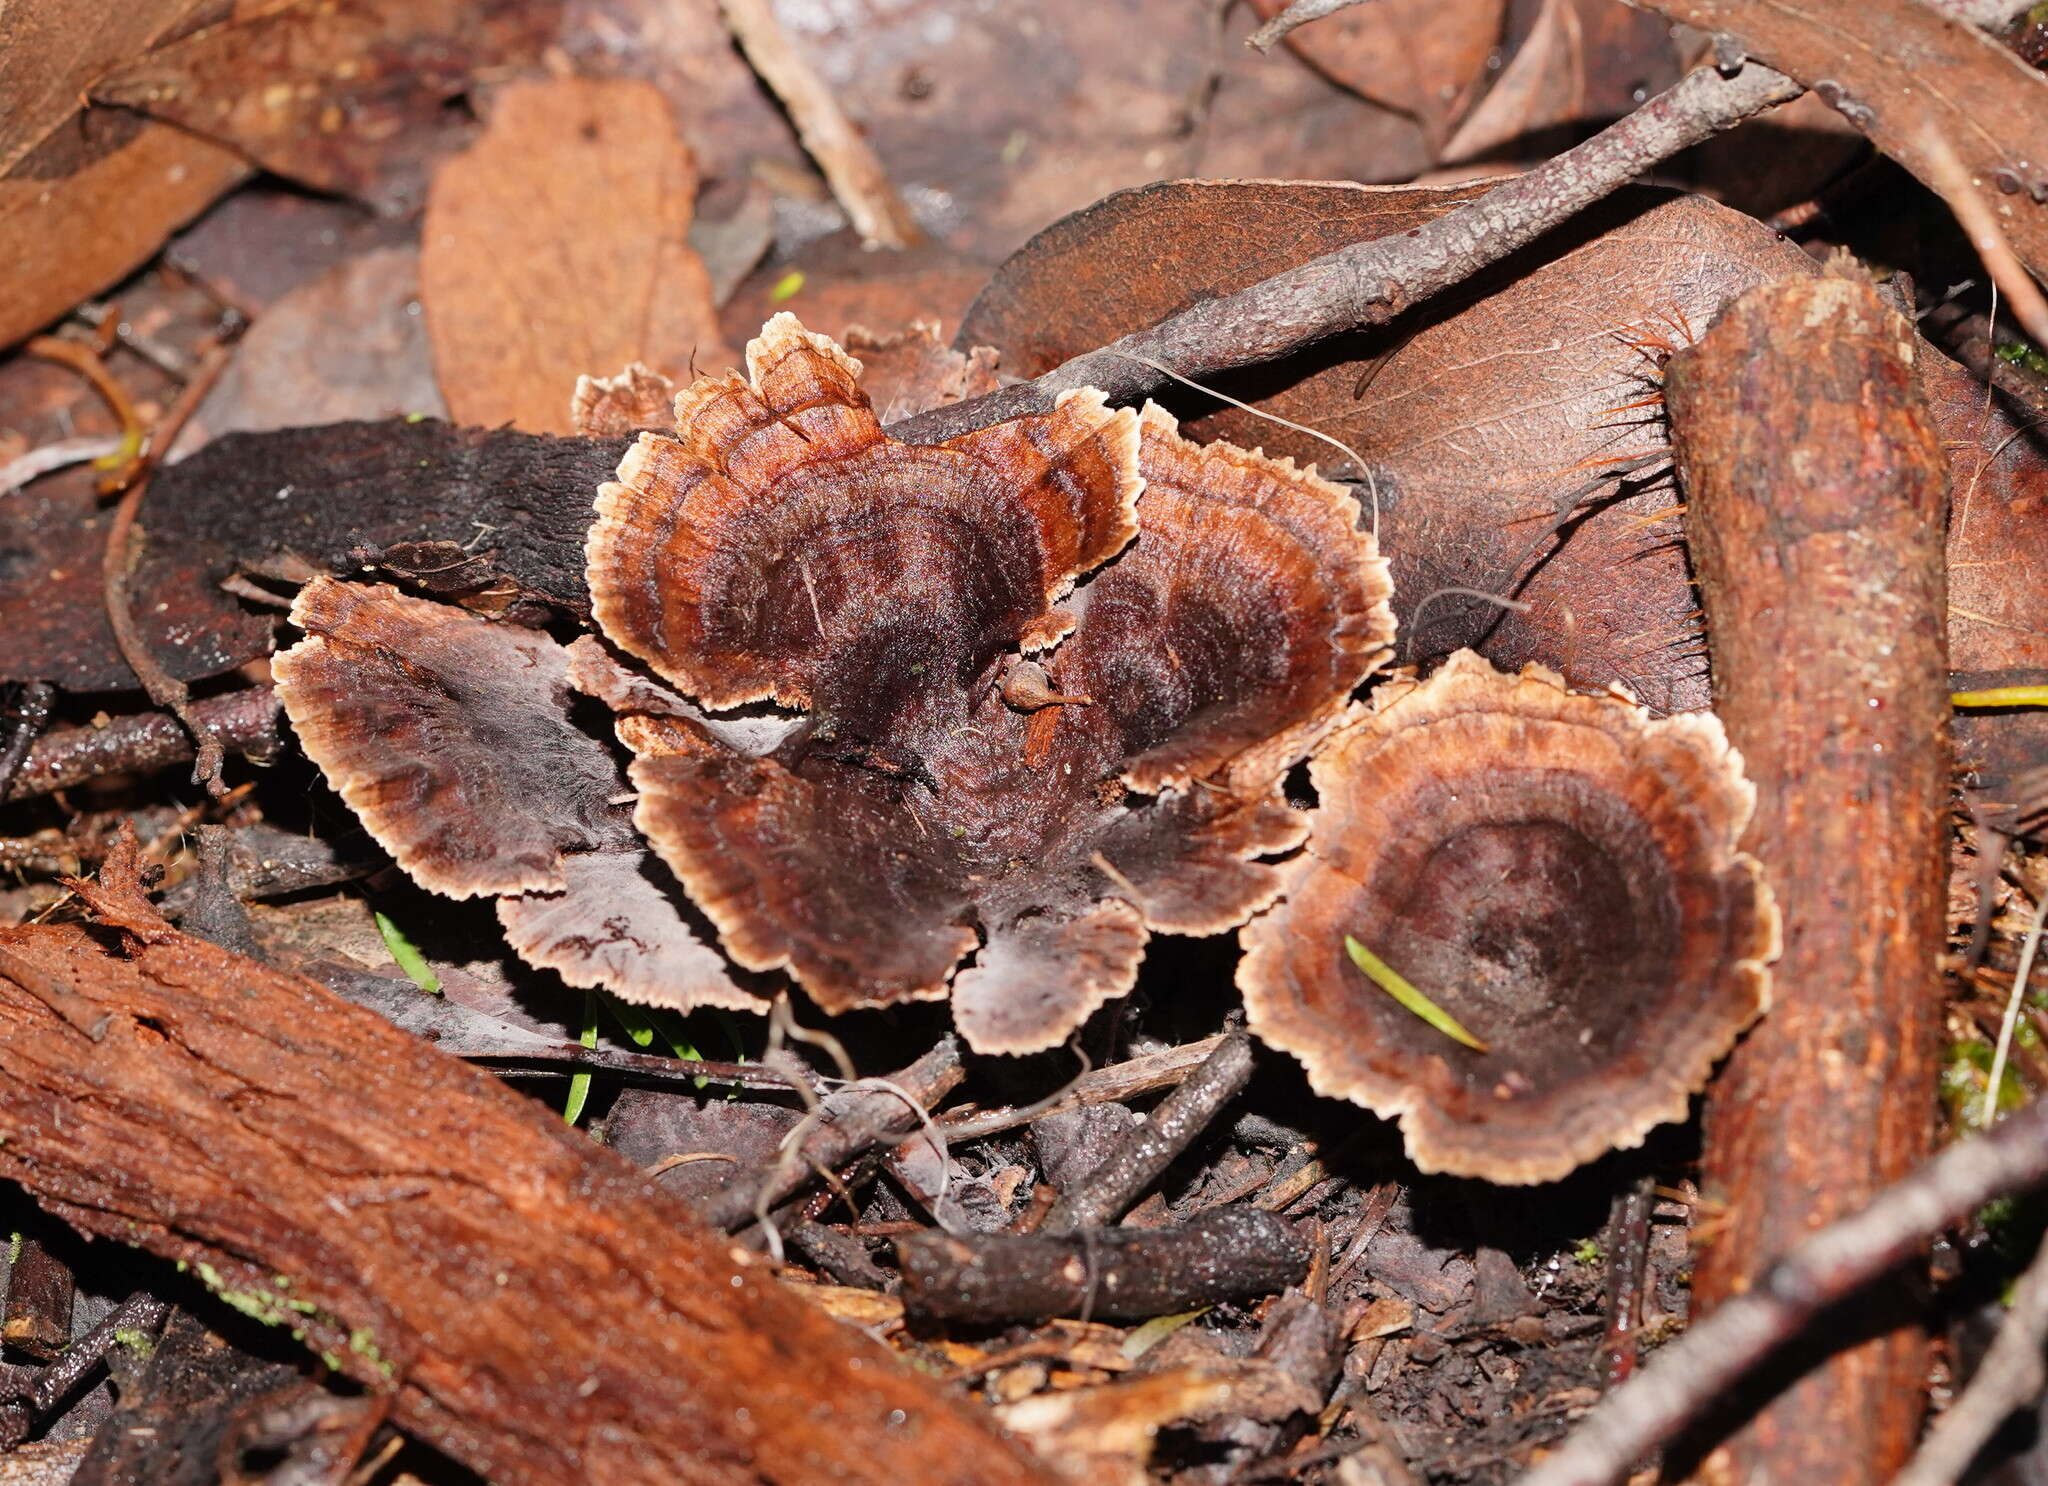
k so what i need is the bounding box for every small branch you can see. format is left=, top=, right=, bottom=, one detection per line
left=897, top=1208, right=1309, bottom=1323
left=100, top=342, right=237, bottom=797
left=893, top=61, right=1800, bottom=444
left=700, top=1038, right=965, bottom=1233
left=0, top=683, right=55, bottom=804
left=1895, top=1227, right=2048, bottom=1486
left=1041, top=1027, right=1255, bottom=1235
left=1919, top=126, right=2048, bottom=352
left=719, top=0, right=924, bottom=249
left=1245, top=0, right=1374, bottom=52
left=1672, top=268, right=1951, bottom=1480
left=5, top=687, right=280, bottom=803
left=1517, top=1092, right=2048, bottom=1486
left=938, top=1034, right=1227, bottom=1142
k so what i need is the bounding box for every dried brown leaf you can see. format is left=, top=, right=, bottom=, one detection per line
left=90, top=0, right=561, bottom=213
left=421, top=76, right=734, bottom=433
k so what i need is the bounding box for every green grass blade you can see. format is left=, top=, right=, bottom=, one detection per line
left=564, top=992, right=599, bottom=1125
left=373, top=911, right=440, bottom=994
left=1344, top=936, right=1488, bottom=1052
left=601, top=995, right=658, bottom=1049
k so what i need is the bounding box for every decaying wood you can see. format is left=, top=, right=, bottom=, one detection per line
left=1666, top=268, right=1950, bottom=1482
left=897, top=1209, right=1310, bottom=1324
left=0, top=835, right=1046, bottom=1486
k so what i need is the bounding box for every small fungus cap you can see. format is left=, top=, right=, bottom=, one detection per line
left=1238, top=650, right=1778, bottom=1183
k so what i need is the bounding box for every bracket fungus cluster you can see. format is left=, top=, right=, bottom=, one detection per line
left=277, top=313, right=1395, bottom=1054
left=277, top=313, right=1776, bottom=1178
left=1238, top=652, right=1778, bottom=1183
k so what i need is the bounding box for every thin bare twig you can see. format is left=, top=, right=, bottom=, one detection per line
left=719, top=0, right=924, bottom=249
left=1985, top=885, right=2048, bottom=1128
left=938, top=1035, right=1225, bottom=1141
left=1895, top=1227, right=2048, bottom=1486
left=101, top=342, right=236, bottom=797
left=1516, top=1092, right=2048, bottom=1486
left=1920, top=126, right=2048, bottom=353
left=1246, top=0, right=1375, bottom=52
left=1041, top=1027, right=1256, bottom=1235
left=892, top=61, right=1801, bottom=445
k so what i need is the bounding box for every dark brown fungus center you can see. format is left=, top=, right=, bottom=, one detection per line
left=1239, top=650, right=1777, bottom=1183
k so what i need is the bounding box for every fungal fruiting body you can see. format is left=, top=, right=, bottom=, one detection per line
left=1238, top=651, right=1778, bottom=1183
left=277, top=314, right=1395, bottom=1053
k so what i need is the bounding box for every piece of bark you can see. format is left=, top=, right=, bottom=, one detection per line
left=1667, top=266, right=1950, bottom=1482
left=1639, top=0, right=2048, bottom=281
left=68, top=1307, right=307, bottom=1486
left=0, top=838, right=1044, bottom=1486
left=1, top=1233, right=74, bottom=1360
left=897, top=1208, right=1310, bottom=1324
left=421, top=76, right=733, bottom=433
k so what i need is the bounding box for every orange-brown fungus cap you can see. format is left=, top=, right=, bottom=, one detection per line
left=275, top=578, right=755, bottom=1013
left=586, top=317, right=1394, bottom=1053
left=1239, top=650, right=1777, bottom=1183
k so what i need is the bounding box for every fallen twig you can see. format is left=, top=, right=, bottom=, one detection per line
left=897, top=1207, right=1309, bottom=1323
left=1042, top=1027, right=1255, bottom=1235
left=1245, top=0, right=1374, bottom=52
left=939, top=1034, right=1227, bottom=1141
left=719, top=0, right=923, bottom=249
left=5, top=686, right=280, bottom=802
left=1672, top=266, right=1951, bottom=1480
left=101, top=340, right=237, bottom=796
left=1895, top=1226, right=2048, bottom=1486
left=701, top=1037, right=966, bottom=1233
left=1517, top=1092, right=2048, bottom=1486
left=892, top=61, right=1801, bottom=444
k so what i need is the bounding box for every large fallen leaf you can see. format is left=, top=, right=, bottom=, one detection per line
left=90, top=0, right=562, bottom=214
left=1638, top=0, right=2048, bottom=282
left=1246, top=0, right=1506, bottom=147
left=421, top=76, right=733, bottom=432
left=959, top=179, right=2048, bottom=719
left=0, top=0, right=248, bottom=349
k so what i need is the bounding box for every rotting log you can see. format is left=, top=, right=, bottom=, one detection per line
left=1667, top=266, right=1950, bottom=1482
left=0, top=833, right=1049, bottom=1486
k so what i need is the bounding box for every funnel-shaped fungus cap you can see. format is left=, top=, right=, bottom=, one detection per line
left=274, top=578, right=759, bottom=1013
left=588, top=316, right=1395, bottom=1052
left=1239, top=651, right=1777, bottom=1183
